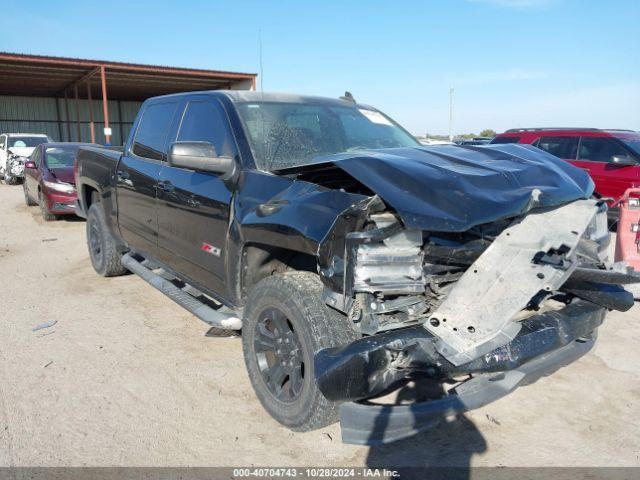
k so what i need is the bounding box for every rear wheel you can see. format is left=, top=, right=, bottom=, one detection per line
left=86, top=202, right=127, bottom=277
left=38, top=190, right=57, bottom=221
left=242, top=272, right=358, bottom=431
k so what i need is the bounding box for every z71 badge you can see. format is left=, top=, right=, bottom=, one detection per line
left=201, top=242, right=221, bottom=257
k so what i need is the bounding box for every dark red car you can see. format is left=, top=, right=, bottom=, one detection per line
left=491, top=128, right=640, bottom=206
left=22, top=142, right=93, bottom=221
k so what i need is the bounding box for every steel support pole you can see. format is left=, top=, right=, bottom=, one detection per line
left=74, top=84, right=82, bottom=142
left=63, top=90, right=71, bottom=142
left=117, top=100, right=124, bottom=145
left=54, top=97, right=63, bottom=141
left=87, top=81, right=95, bottom=143
left=100, top=65, right=111, bottom=145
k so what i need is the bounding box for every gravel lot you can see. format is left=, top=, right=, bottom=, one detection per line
left=0, top=183, right=638, bottom=468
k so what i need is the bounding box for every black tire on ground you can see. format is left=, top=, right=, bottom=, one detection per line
left=86, top=202, right=127, bottom=277
left=23, top=183, right=36, bottom=206
left=242, top=271, right=358, bottom=432
left=38, top=190, right=57, bottom=221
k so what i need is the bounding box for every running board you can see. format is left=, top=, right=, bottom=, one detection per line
left=121, top=253, right=242, bottom=330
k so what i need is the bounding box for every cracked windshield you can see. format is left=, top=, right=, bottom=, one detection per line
left=236, top=102, right=420, bottom=171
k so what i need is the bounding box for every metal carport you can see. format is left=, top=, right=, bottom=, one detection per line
left=0, top=52, right=257, bottom=145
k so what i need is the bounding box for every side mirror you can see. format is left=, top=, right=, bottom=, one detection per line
left=168, top=141, right=235, bottom=178
left=612, top=155, right=637, bottom=166
left=24, top=161, right=36, bottom=169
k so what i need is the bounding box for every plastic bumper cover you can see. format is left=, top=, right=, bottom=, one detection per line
left=44, top=190, right=77, bottom=215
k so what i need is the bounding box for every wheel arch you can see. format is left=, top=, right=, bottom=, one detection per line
left=239, top=243, right=318, bottom=303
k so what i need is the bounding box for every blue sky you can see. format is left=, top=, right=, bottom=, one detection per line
left=2, top=0, right=638, bottom=135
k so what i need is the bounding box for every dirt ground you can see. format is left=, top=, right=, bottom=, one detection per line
left=0, top=183, right=638, bottom=468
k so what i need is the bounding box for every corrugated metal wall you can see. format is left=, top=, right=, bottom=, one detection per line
left=0, top=95, right=142, bottom=145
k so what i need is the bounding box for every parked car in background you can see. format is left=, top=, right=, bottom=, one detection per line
left=455, top=136, right=493, bottom=146
left=23, top=142, right=92, bottom=221
left=0, top=133, right=52, bottom=185
left=491, top=128, right=640, bottom=211
left=418, top=138, right=454, bottom=145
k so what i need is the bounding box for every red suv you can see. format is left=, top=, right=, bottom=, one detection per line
left=491, top=129, right=640, bottom=206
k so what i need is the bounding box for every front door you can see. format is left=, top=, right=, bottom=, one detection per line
left=117, top=100, right=179, bottom=257
left=574, top=136, right=640, bottom=201
left=156, top=97, right=236, bottom=299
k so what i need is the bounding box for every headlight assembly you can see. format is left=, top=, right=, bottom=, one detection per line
left=43, top=180, right=76, bottom=194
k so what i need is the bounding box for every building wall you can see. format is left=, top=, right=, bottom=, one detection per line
left=0, top=95, right=142, bottom=145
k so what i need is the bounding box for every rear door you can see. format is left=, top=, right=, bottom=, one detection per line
left=575, top=136, right=638, bottom=200
left=533, top=135, right=579, bottom=162
left=25, top=146, right=41, bottom=199
left=156, top=96, right=237, bottom=298
left=116, top=100, right=179, bottom=257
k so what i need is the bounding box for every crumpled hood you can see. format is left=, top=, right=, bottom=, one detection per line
left=319, top=144, right=594, bottom=232
left=8, top=146, right=35, bottom=158
left=48, top=167, right=75, bottom=185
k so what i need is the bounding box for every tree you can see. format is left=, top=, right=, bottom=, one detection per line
left=480, top=129, right=496, bottom=137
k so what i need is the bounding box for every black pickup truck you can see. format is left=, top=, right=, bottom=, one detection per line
left=75, top=91, right=639, bottom=444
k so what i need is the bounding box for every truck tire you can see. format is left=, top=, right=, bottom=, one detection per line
left=38, top=190, right=57, bottom=221
left=242, top=271, right=358, bottom=431
left=86, top=202, right=127, bottom=277
left=23, top=183, right=36, bottom=206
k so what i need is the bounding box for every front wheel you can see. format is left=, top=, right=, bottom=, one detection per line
left=86, top=202, right=127, bottom=277
left=242, top=272, right=358, bottom=431
left=38, top=191, right=57, bottom=221
left=23, top=183, right=36, bottom=206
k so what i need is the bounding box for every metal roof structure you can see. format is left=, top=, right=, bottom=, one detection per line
left=0, top=52, right=257, bottom=144
left=0, top=52, right=256, bottom=100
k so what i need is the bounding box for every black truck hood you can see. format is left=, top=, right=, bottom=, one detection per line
left=285, top=144, right=594, bottom=232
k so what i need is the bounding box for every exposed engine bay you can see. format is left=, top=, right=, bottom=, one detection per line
left=316, top=197, right=639, bottom=409
left=250, top=142, right=639, bottom=444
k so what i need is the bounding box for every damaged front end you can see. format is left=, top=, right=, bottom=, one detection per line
left=315, top=197, right=639, bottom=444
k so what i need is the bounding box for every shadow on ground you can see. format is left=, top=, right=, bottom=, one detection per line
left=365, top=381, right=487, bottom=477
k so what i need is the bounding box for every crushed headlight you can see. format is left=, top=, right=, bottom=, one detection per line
left=43, top=180, right=75, bottom=194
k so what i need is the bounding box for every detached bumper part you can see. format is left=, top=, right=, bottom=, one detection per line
left=315, top=299, right=609, bottom=444
left=339, top=333, right=595, bottom=445
left=316, top=299, right=606, bottom=403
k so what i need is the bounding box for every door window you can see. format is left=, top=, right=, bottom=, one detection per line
left=132, top=102, right=178, bottom=161
left=176, top=100, right=236, bottom=157
left=534, top=136, right=578, bottom=159
left=32, top=148, right=41, bottom=167
left=578, top=137, right=630, bottom=163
